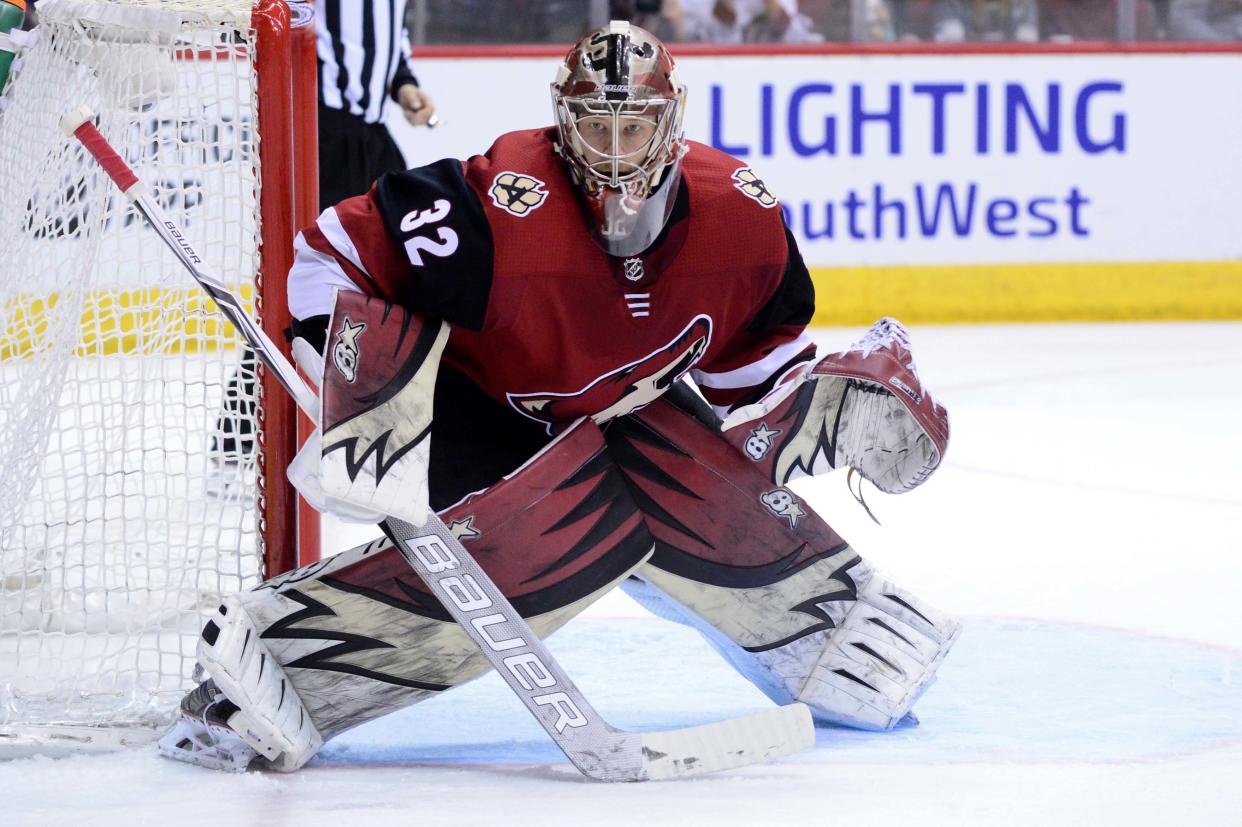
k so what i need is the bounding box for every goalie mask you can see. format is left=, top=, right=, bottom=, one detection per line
left=551, top=21, right=687, bottom=258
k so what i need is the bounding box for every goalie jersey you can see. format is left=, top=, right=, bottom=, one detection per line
left=289, top=127, right=816, bottom=431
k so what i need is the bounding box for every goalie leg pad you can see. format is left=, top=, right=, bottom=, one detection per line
left=624, top=561, right=960, bottom=730
left=794, top=561, right=961, bottom=730
left=180, top=419, right=653, bottom=760
left=722, top=317, right=949, bottom=493
left=194, top=596, right=323, bottom=771
left=610, top=396, right=959, bottom=730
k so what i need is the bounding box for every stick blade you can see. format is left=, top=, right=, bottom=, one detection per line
left=639, top=702, right=814, bottom=781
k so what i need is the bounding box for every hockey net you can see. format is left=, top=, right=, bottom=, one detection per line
left=0, top=0, right=316, bottom=754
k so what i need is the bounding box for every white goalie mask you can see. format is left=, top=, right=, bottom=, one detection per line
left=551, top=21, right=687, bottom=258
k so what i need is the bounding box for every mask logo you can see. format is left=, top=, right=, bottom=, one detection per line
left=489, top=172, right=549, bottom=217
left=584, top=31, right=654, bottom=71
left=744, top=422, right=782, bottom=461
left=761, top=488, right=806, bottom=529
left=732, top=168, right=778, bottom=208
left=508, top=315, right=713, bottom=434
left=623, top=257, right=645, bottom=281
left=331, top=317, right=366, bottom=383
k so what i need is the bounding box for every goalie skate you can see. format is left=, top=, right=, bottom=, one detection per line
left=157, top=680, right=259, bottom=773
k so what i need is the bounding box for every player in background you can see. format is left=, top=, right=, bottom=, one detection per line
left=160, top=21, right=959, bottom=773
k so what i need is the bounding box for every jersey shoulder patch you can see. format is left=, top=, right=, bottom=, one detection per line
left=465, top=129, right=571, bottom=223
left=683, top=141, right=781, bottom=211
left=487, top=170, right=550, bottom=217
left=730, top=167, right=779, bottom=208
left=677, top=143, right=787, bottom=273
left=373, top=159, right=494, bottom=331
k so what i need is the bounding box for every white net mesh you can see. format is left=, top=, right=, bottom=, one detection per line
left=0, top=0, right=273, bottom=735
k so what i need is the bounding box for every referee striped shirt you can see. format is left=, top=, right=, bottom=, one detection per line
left=315, top=0, right=419, bottom=124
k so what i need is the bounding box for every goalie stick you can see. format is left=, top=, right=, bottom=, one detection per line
left=61, top=107, right=814, bottom=781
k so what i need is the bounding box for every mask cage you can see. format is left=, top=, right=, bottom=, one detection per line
left=553, top=90, right=685, bottom=196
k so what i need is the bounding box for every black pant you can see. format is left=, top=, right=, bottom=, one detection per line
left=426, top=373, right=720, bottom=513
left=317, top=103, right=409, bottom=207
left=427, top=368, right=556, bottom=511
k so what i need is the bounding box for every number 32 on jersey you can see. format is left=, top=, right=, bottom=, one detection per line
left=400, top=199, right=458, bottom=266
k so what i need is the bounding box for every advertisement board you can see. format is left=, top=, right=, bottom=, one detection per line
left=390, top=46, right=1242, bottom=322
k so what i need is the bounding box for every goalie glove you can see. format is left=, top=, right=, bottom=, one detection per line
left=287, top=290, right=449, bottom=526
left=721, top=317, right=948, bottom=493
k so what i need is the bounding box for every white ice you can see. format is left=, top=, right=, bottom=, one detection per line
left=4, top=322, right=1241, bottom=826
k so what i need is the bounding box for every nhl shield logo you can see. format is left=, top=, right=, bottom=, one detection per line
left=623, top=257, right=645, bottom=281
left=732, top=168, right=778, bottom=208
left=489, top=171, right=549, bottom=217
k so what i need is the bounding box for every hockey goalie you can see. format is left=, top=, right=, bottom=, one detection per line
left=159, top=21, right=960, bottom=773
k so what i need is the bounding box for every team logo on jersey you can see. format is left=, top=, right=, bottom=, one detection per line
left=761, top=487, right=806, bottom=528
left=507, top=315, right=713, bottom=433
left=623, top=257, right=645, bottom=282
left=732, top=168, right=778, bottom=208
left=744, top=422, right=782, bottom=461
left=331, top=317, right=366, bottom=383
left=489, top=171, right=548, bottom=217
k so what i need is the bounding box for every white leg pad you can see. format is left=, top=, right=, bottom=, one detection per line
left=196, top=595, right=324, bottom=772
left=623, top=562, right=960, bottom=732
left=796, top=568, right=961, bottom=730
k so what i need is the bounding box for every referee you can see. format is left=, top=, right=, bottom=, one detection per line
left=315, top=0, right=436, bottom=206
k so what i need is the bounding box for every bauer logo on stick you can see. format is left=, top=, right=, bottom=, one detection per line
left=332, top=317, right=367, bottom=383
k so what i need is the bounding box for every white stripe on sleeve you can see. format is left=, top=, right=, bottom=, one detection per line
left=692, top=331, right=816, bottom=389
left=288, top=232, right=366, bottom=320
left=316, top=207, right=372, bottom=278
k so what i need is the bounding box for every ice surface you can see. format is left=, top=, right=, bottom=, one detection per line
left=4, top=322, right=1241, bottom=826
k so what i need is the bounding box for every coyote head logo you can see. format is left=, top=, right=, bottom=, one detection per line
left=508, top=315, right=712, bottom=433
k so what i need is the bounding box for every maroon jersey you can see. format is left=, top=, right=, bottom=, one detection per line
left=289, top=127, right=815, bottom=432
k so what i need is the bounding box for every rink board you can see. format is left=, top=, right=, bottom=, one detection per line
left=391, top=45, right=1242, bottom=323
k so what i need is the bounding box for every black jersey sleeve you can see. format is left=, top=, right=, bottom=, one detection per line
left=371, top=158, right=495, bottom=331
left=692, top=222, right=817, bottom=416
left=746, top=222, right=816, bottom=334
